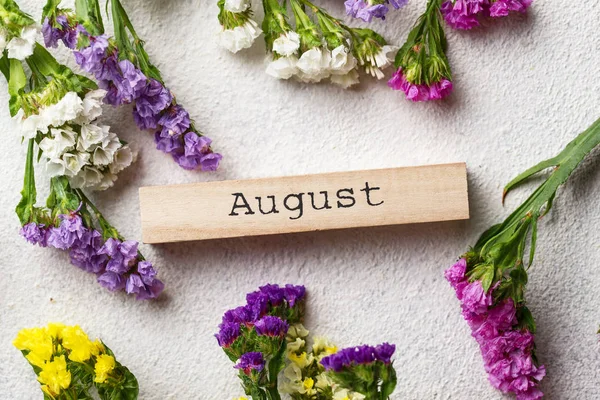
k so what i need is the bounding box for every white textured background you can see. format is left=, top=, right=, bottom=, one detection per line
left=1, top=0, right=600, bottom=398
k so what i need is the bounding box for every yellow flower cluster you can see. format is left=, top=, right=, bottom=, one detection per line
left=13, top=323, right=117, bottom=397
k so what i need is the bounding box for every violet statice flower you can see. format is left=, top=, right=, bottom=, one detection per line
left=388, top=68, right=453, bottom=102
left=98, top=238, right=139, bottom=275
left=42, top=15, right=78, bottom=49
left=234, top=352, right=265, bottom=375
left=283, top=284, right=306, bottom=307
left=69, top=228, right=107, bottom=273
left=345, top=0, right=408, bottom=22
left=215, top=322, right=242, bottom=347
left=222, top=306, right=255, bottom=325
left=46, top=213, right=87, bottom=250
left=126, top=261, right=165, bottom=300
left=446, top=258, right=545, bottom=400
left=320, top=343, right=396, bottom=372
left=20, top=222, right=48, bottom=246
left=254, top=316, right=288, bottom=337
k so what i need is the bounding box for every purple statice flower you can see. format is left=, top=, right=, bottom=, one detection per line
left=259, top=284, right=286, bottom=306
left=20, top=223, right=48, bottom=246
left=98, top=238, right=139, bottom=275
left=47, top=213, right=87, bottom=250
left=74, top=35, right=111, bottom=76
left=97, top=271, right=126, bottom=292
left=388, top=68, right=453, bottom=102
left=234, top=352, right=265, bottom=375
left=42, top=15, right=77, bottom=49
left=344, top=0, right=407, bottom=22
left=254, top=316, right=288, bottom=338
left=125, top=261, right=165, bottom=300
left=223, top=306, right=255, bottom=325
left=246, top=290, right=270, bottom=321
left=133, top=79, right=172, bottom=129
left=489, top=0, right=532, bottom=18
left=321, top=343, right=396, bottom=372
left=283, top=284, right=306, bottom=307
left=69, top=228, right=107, bottom=274
left=446, top=258, right=545, bottom=399
left=158, top=105, right=191, bottom=135
left=215, top=322, right=242, bottom=347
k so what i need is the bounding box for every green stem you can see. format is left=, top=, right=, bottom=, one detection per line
left=15, top=139, right=37, bottom=225
left=75, top=188, right=122, bottom=240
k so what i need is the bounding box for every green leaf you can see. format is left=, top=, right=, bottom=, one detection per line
left=480, top=265, right=495, bottom=292
left=517, top=305, right=536, bottom=333
left=15, top=139, right=37, bottom=225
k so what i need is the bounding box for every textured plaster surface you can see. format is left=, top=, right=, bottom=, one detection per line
left=1, top=0, right=600, bottom=399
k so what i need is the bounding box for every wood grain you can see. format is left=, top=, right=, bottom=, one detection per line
left=139, top=163, right=469, bottom=243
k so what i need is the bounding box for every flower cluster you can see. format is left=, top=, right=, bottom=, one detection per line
left=42, top=0, right=222, bottom=171
left=219, top=0, right=396, bottom=88
left=13, top=323, right=138, bottom=399
left=219, top=284, right=398, bottom=400
left=1, top=1, right=163, bottom=300
left=216, top=284, right=305, bottom=398
left=441, top=0, right=532, bottom=30
left=446, top=259, right=544, bottom=399
left=14, top=88, right=134, bottom=191
left=344, top=0, right=408, bottom=23
left=389, top=0, right=533, bottom=101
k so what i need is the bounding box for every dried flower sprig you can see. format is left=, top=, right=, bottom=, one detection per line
left=389, top=0, right=533, bottom=102
left=344, top=0, right=408, bottom=23
left=218, top=0, right=397, bottom=88
left=41, top=0, right=222, bottom=171
left=447, top=117, right=600, bottom=399
left=14, top=323, right=138, bottom=399
left=2, top=0, right=163, bottom=300
left=217, top=284, right=398, bottom=399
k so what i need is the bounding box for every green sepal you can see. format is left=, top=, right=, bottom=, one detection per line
left=516, top=305, right=536, bottom=334
left=74, top=0, right=105, bottom=35
left=8, top=57, right=27, bottom=115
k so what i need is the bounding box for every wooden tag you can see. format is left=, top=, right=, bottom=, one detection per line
left=139, top=163, right=469, bottom=243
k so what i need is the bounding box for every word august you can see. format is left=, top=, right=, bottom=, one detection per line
left=229, top=182, right=384, bottom=220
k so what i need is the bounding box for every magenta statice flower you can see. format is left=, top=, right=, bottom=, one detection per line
left=388, top=68, right=453, bottom=102
left=254, top=316, right=288, bottom=338
left=235, top=352, right=265, bottom=375
left=344, top=0, right=408, bottom=22
left=441, top=0, right=532, bottom=29
left=446, top=258, right=545, bottom=400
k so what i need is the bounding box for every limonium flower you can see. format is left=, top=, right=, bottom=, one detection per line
left=441, top=0, right=533, bottom=30
left=447, top=117, right=600, bottom=399
left=14, top=323, right=138, bottom=400
left=344, top=0, right=408, bottom=23
left=42, top=0, right=222, bottom=171
left=389, top=0, right=453, bottom=101
left=217, top=0, right=262, bottom=53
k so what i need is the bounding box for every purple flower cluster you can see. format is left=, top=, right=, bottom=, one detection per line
left=320, top=343, right=396, bottom=372
left=234, top=352, right=265, bottom=375
left=44, top=19, right=222, bottom=171
left=20, top=214, right=164, bottom=300
left=446, top=259, right=545, bottom=400
left=42, top=16, right=78, bottom=49
left=440, top=0, right=532, bottom=30
left=388, top=68, right=453, bottom=102
left=344, top=0, right=408, bottom=22
left=215, top=284, right=305, bottom=348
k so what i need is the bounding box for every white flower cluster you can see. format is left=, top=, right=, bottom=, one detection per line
left=266, top=32, right=394, bottom=89
left=360, top=44, right=397, bottom=80
left=217, top=0, right=262, bottom=54
left=13, top=90, right=135, bottom=191
left=0, top=25, right=40, bottom=60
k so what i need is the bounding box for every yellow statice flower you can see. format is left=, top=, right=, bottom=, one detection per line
left=287, top=323, right=309, bottom=339
left=312, top=337, right=337, bottom=359
left=13, top=327, right=54, bottom=368
left=301, top=377, right=316, bottom=395
left=37, top=355, right=71, bottom=396
left=91, top=339, right=105, bottom=356
left=286, top=337, right=305, bottom=353
left=46, top=323, right=66, bottom=339
left=288, top=351, right=313, bottom=368
left=93, top=354, right=116, bottom=383
left=234, top=398, right=248, bottom=400
left=61, top=325, right=95, bottom=362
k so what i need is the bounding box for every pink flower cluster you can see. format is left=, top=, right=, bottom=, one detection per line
left=446, top=259, right=545, bottom=400
left=388, top=68, right=453, bottom=102
left=441, top=0, right=533, bottom=30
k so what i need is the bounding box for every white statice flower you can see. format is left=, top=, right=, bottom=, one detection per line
left=109, top=145, right=135, bottom=174
left=46, top=159, right=66, bottom=177
left=218, top=19, right=262, bottom=53
left=365, top=44, right=397, bottom=79
left=12, top=109, right=49, bottom=139
left=6, top=25, right=39, bottom=60
left=330, top=69, right=360, bottom=89
left=70, top=166, right=103, bottom=189
left=78, top=124, right=109, bottom=151
left=63, top=152, right=90, bottom=177
left=296, top=47, right=332, bottom=83
left=0, top=29, right=7, bottom=53
left=75, top=89, right=106, bottom=124
left=90, top=171, right=117, bottom=191
left=224, top=0, right=250, bottom=13
left=45, top=92, right=84, bottom=127
left=329, top=45, right=357, bottom=75
left=265, top=55, right=298, bottom=79
left=333, top=389, right=365, bottom=400
left=273, top=31, right=300, bottom=57
left=38, top=128, right=76, bottom=160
